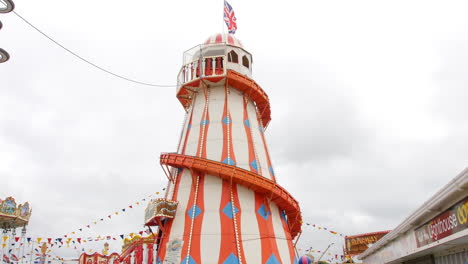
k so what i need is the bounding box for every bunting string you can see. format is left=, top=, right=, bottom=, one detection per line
left=1, top=229, right=153, bottom=263
left=1, top=189, right=166, bottom=264
left=302, top=222, right=346, bottom=237
left=64, top=188, right=166, bottom=236
left=3, top=190, right=348, bottom=263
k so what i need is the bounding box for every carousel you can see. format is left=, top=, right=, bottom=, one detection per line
left=0, top=197, right=32, bottom=263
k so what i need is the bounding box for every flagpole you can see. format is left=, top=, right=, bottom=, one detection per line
left=222, top=0, right=225, bottom=34
left=28, top=241, right=33, bottom=264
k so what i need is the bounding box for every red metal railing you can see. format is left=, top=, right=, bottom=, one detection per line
left=176, top=70, right=271, bottom=128
left=160, top=153, right=302, bottom=238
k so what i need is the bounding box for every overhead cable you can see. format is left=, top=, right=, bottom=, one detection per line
left=13, top=11, right=175, bottom=87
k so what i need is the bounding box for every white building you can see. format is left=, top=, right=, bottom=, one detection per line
left=359, top=168, right=468, bottom=264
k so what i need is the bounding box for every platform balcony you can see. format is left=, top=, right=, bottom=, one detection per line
left=176, top=43, right=253, bottom=94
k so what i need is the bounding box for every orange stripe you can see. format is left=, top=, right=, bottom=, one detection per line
left=217, top=85, right=245, bottom=263
left=218, top=182, right=246, bottom=263
left=254, top=193, right=283, bottom=264
left=243, top=96, right=257, bottom=173
left=256, top=108, right=276, bottom=182
left=221, top=82, right=236, bottom=166
left=246, top=100, right=284, bottom=261
left=218, top=180, right=235, bottom=263
left=181, top=86, right=209, bottom=263
left=190, top=172, right=205, bottom=263
left=157, top=101, right=196, bottom=262
left=180, top=172, right=205, bottom=263
left=196, top=87, right=210, bottom=158
left=231, top=183, right=245, bottom=262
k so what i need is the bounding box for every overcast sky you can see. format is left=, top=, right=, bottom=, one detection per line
left=1, top=0, right=468, bottom=261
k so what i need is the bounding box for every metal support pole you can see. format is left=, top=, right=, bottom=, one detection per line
left=317, top=242, right=334, bottom=262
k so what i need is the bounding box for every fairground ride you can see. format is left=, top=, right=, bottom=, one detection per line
left=0, top=197, right=32, bottom=263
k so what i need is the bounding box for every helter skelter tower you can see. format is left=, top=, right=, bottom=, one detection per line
left=145, top=34, right=302, bottom=264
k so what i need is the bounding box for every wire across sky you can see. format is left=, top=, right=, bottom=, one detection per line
left=12, top=11, right=176, bottom=87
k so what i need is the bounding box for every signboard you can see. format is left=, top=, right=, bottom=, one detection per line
left=345, top=231, right=390, bottom=256
left=164, top=238, right=184, bottom=264
left=415, top=196, right=468, bottom=247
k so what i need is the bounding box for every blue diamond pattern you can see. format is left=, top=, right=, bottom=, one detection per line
left=265, top=254, right=280, bottom=264
left=257, top=204, right=270, bottom=221
left=187, top=205, right=202, bottom=219
left=281, top=210, right=288, bottom=223
left=222, top=202, right=239, bottom=219
left=200, top=119, right=209, bottom=126
left=187, top=123, right=192, bottom=130
left=177, top=168, right=184, bottom=174
left=222, top=253, right=239, bottom=264
left=181, top=256, right=197, bottom=264
left=250, top=159, right=258, bottom=171
left=244, top=119, right=250, bottom=128
left=222, top=116, right=232, bottom=125
left=259, top=126, right=264, bottom=133
left=222, top=157, right=236, bottom=166
left=269, top=166, right=275, bottom=177
left=156, top=257, right=162, bottom=264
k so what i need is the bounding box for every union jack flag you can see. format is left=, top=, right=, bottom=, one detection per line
left=224, top=1, right=237, bottom=34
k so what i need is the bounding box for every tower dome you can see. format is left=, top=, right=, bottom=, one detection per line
left=204, top=33, right=244, bottom=48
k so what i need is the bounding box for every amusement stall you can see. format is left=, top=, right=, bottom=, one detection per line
left=0, top=197, right=32, bottom=264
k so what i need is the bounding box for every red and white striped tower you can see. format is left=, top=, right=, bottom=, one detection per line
left=150, top=33, right=302, bottom=264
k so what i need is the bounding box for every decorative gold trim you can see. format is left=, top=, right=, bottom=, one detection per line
left=121, top=234, right=156, bottom=254
left=144, top=199, right=178, bottom=225
left=0, top=197, right=32, bottom=227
